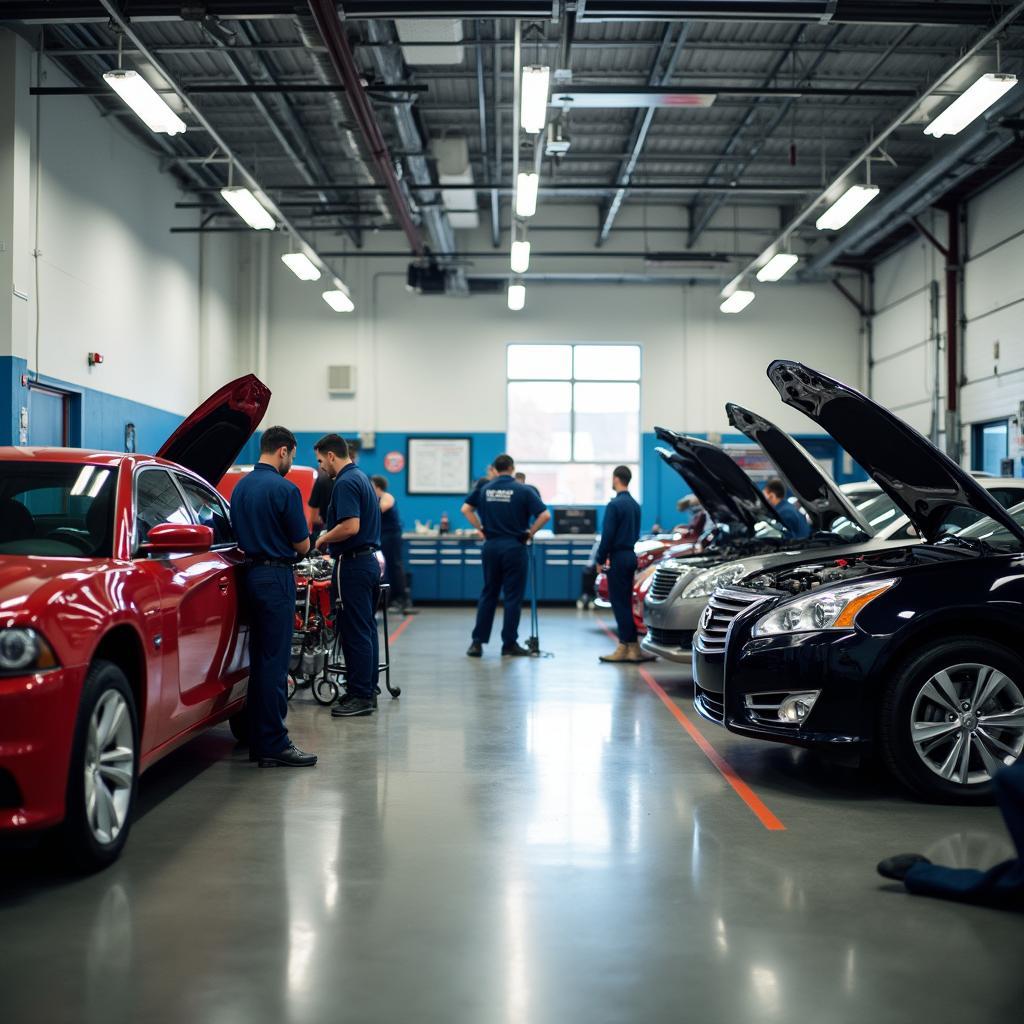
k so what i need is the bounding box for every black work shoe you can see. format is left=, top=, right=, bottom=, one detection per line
left=258, top=743, right=318, bottom=768
left=467, top=641, right=483, bottom=657
left=331, top=695, right=375, bottom=717
left=877, top=853, right=931, bottom=882
left=502, top=643, right=531, bottom=657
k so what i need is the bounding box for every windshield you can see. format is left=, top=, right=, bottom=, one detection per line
left=955, top=500, right=1024, bottom=553
left=826, top=491, right=901, bottom=540
left=0, top=462, right=117, bottom=558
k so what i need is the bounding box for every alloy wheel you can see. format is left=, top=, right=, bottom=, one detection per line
left=83, top=690, right=135, bottom=845
left=910, top=662, right=1024, bottom=786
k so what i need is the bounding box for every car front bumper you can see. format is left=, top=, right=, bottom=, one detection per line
left=0, top=666, right=83, bottom=831
left=692, top=629, right=883, bottom=748
left=642, top=592, right=705, bottom=663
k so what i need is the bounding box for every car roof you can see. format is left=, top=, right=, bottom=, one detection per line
left=873, top=475, right=1024, bottom=538
left=0, top=447, right=197, bottom=474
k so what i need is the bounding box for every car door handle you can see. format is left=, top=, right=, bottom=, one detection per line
left=218, top=575, right=230, bottom=594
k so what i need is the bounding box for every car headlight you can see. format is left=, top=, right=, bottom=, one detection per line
left=0, top=628, right=59, bottom=672
left=751, top=579, right=896, bottom=637
left=681, top=563, right=748, bottom=599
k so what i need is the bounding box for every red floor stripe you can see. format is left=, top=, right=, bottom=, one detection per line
left=596, top=620, right=785, bottom=831
left=387, top=613, right=415, bottom=645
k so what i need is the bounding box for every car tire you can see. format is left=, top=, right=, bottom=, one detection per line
left=879, top=637, right=1024, bottom=804
left=60, top=660, right=139, bottom=872
left=228, top=705, right=250, bottom=744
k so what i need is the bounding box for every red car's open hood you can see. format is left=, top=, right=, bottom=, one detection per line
left=157, top=375, right=270, bottom=486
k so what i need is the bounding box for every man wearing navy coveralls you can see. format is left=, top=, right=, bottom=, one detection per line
left=230, top=426, right=318, bottom=767
left=597, top=465, right=653, bottom=664
left=462, top=453, right=550, bottom=658
left=314, top=434, right=383, bottom=718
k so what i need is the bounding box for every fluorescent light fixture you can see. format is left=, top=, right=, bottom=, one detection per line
left=510, top=240, right=531, bottom=274
left=322, top=283, right=355, bottom=313
left=220, top=187, right=276, bottom=231
left=815, top=185, right=880, bottom=231
left=924, top=72, right=1018, bottom=138
left=103, top=69, right=186, bottom=136
left=520, top=65, right=551, bottom=134
left=756, top=253, right=799, bottom=282
left=515, top=172, right=539, bottom=218
left=281, top=252, right=322, bottom=281
left=720, top=290, right=755, bottom=314
left=507, top=283, right=526, bottom=311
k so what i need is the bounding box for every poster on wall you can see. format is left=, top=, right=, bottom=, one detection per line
left=407, top=437, right=472, bottom=495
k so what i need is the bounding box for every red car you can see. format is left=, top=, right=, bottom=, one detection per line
left=218, top=463, right=318, bottom=531
left=0, top=375, right=269, bottom=869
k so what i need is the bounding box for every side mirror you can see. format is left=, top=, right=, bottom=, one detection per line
left=140, top=523, right=214, bottom=554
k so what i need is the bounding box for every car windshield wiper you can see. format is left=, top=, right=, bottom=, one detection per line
left=934, top=533, right=994, bottom=556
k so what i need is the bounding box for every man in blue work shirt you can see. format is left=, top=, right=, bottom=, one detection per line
left=231, top=426, right=317, bottom=768
left=597, top=465, right=653, bottom=664
left=762, top=476, right=812, bottom=540
left=314, top=434, right=382, bottom=718
left=462, top=453, right=550, bottom=657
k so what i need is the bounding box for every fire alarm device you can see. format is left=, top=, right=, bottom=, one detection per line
left=88, top=352, right=104, bottom=367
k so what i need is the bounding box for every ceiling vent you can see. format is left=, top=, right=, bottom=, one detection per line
left=327, top=365, right=356, bottom=397
left=395, top=19, right=464, bottom=65
left=432, top=136, right=479, bottom=230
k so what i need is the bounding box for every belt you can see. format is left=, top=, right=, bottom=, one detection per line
left=336, top=545, right=380, bottom=562
left=245, top=558, right=295, bottom=568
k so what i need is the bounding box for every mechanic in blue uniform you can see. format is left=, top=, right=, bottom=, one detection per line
left=314, top=434, right=382, bottom=718
left=230, top=426, right=317, bottom=768
left=597, top=465, right=653, bottom=664
left=462, top=453, right=550, bottom=657
left=371, top=474, right=412, bottom=614
left=762, top=476, right=812, bottom=540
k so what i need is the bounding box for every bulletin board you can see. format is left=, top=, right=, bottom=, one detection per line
left=407, top=437, right=473, bottom=495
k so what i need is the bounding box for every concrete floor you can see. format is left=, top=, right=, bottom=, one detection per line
left=1, top=608, right=1021, bottom=1024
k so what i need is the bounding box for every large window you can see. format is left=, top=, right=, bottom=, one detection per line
left=506, top=344, right=641, bottom=504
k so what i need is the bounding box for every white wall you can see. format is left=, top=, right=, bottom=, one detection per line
left=0, top=31, right=238, bottom=419
left=257, top=224, right=864, bottom=437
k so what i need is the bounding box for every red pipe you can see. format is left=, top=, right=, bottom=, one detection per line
left=306, top=0, right=425, bottom=256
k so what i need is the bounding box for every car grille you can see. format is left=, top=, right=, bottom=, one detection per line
left=695, top=587, right=768, bottom=655
left=694, top=685, right=726, bottom=723
left=647, top=627, right=694, bottom=649
left=649, top=563, right=685, bottom=600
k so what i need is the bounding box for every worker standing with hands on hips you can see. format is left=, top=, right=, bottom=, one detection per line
left=314, top=434, right=383, bottom=718
left=463, top=453, right=550, bottom=658
left=598, top=465, right=653, bottom=664
left=230, top=427, right=318, bottom=767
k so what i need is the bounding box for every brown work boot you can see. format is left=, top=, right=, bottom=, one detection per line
left=599, top=643, right=630, bottom=663
left=626, top=643, right=656, bottom=663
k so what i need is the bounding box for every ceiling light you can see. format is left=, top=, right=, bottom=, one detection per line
left=102, top=69, right=186, bottom=135
left=507, top=283, right=526, bottom=311
left=756, top=253, right=799, bottom=282
left=815, top=185, right=880, bottom=231
left=720, top=290, right=755, bottom=314
left=510, top=240, right=531, bottom=274
left=520, top=65, right=551, bottom=134
left=515, top=172, right=539, bottom=218
left=924, top=72, right=1018, bottom=138
left=322, top=283, right=355, bottom=313
left=220, top=187, right=276, bottom=231
left=281, top=252, right=322, bottom=281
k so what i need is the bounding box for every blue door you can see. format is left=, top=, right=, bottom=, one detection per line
left=28, top=387, right=68, bottom=447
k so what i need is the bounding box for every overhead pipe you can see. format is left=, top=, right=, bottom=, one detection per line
left=305, top=0, right=425, bottom=257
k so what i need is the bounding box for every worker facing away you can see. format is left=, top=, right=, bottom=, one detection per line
left=230, top=426, right=317, bottom=768
left=598, top=465, right=654, bottom=664
left=463, top=453, right=550, bottom=658
left=762, top=476, right=812, bottom=540
left=371, top=474, right=413, bottom=614
left=314, top=433, right=383, bottom=718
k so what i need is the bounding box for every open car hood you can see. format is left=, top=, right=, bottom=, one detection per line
left=726, top=403, right=873, bottom=535
left=767, top=360, right=1024, bottom=545
left=157, top=374, right=270, bottom=486
left=654, top=426, right=785, bottom=536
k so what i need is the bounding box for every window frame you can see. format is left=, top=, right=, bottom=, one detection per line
left=970, top=418, right=1010, bottom=475
left=505, top=343, right=642, bottom=502
left=131, top=466, right=198, bottom=557
left=174, top=472, right=237, bottom=550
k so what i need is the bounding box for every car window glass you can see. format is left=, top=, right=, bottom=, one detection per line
left=176, top=475, right=235, bottom=546
left=135, top=470, right=192, bottom=547
left=990, top=487, right=1024, bottom=509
